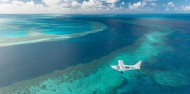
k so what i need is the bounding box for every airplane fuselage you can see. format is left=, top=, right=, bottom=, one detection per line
left=111, top=65, right=136, bottom=71
left=111, top=60, right=142, bottom=72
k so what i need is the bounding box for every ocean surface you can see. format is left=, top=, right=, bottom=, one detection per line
left=0, top=14, right=189, bottom=94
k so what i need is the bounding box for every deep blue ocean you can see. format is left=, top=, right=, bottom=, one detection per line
left=0, top=14, right=189, bottom=94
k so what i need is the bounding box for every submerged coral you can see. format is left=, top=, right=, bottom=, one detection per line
left=154, top=71, right=189, bottom=87
left=0, top=28, right=171, bottom=94
left=0, top=17, right=177, bottom=94
left=0, top=17, right=107, bottom=47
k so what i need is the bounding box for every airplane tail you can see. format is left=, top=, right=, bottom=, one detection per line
left=134, top=61, right=142, bottom=69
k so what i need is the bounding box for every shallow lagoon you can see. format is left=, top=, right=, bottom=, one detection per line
left=0, top=15, right=106, bottom=47
left=0, top=15, right=190, bottom=94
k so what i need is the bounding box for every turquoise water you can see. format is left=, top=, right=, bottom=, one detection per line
left=0, top=25, right=175, bottom=94
left=0, top=15, right=190, bottom=94
left=0, top=15, right=106, bottom=47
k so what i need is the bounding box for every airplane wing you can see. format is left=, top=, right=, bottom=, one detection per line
left=118, top=60, right=124, bottom=66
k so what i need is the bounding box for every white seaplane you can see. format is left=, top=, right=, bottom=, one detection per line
left=111, top=60, right=142, bottom=73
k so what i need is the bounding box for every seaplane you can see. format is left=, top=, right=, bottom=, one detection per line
left=111, top=60, right=142, bottom=73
